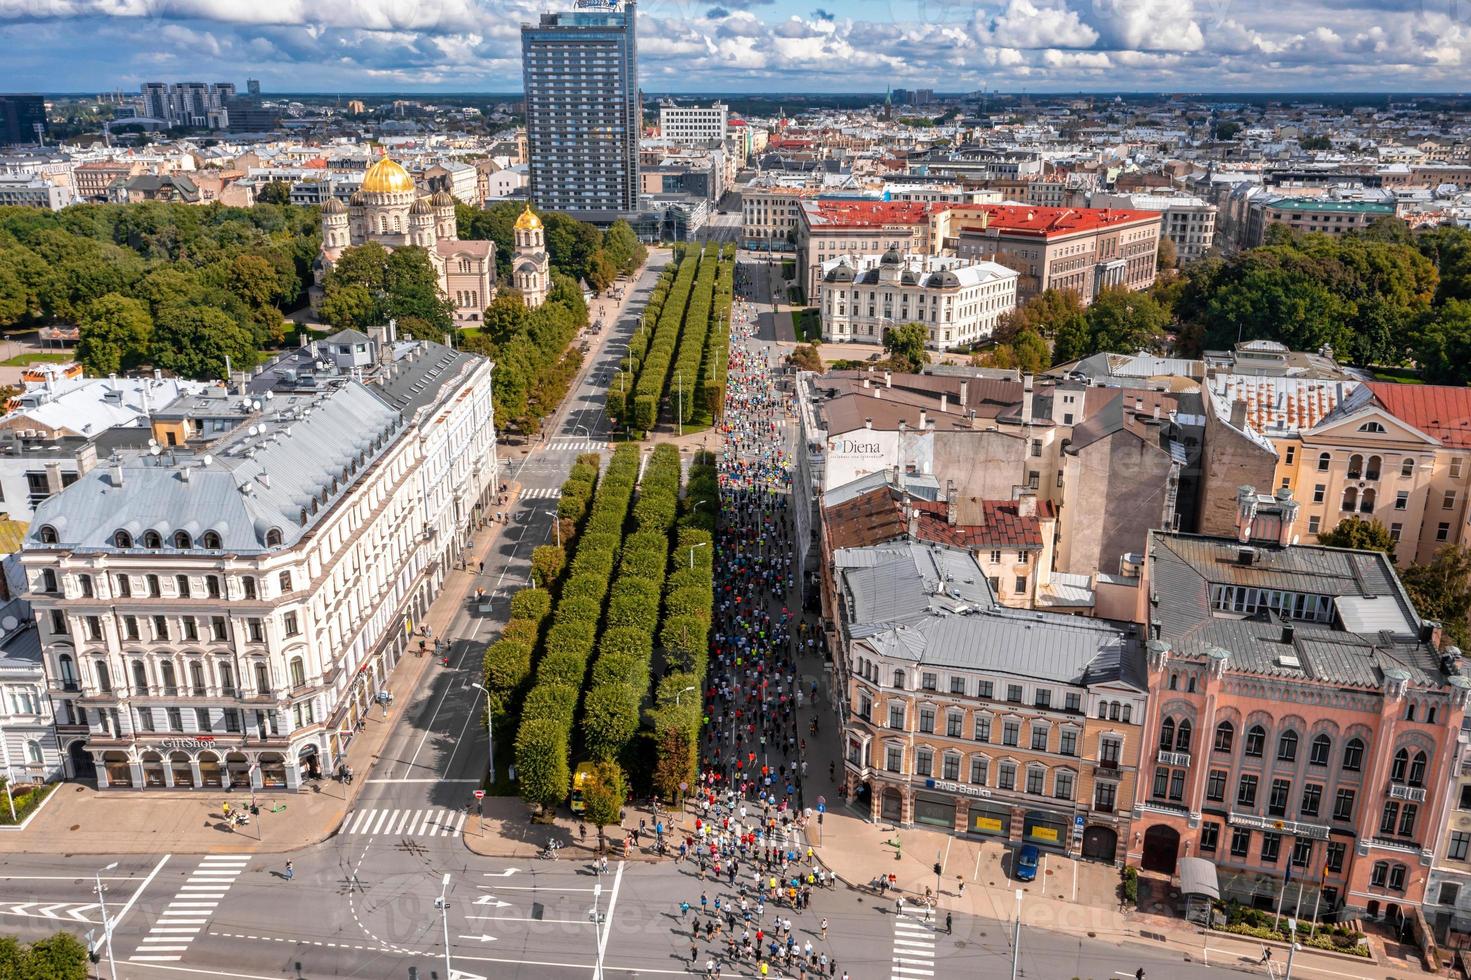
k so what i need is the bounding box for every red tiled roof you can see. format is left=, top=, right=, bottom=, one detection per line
left=912, top=498, right=1046, bottom=550
left=1367, top=382, right=1471, bottom=448
left=802, top=199, right=944, bottom=228
left=953, top=204, right=1161, bottom=238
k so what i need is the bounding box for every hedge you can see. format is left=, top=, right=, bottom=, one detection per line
left=482, top=640, right=532, bottom=712
left=581, top=683, right=641, bottom=762
left=537, top=650, right=590, bottom=689
left=562, top=573, right=612, bottom=603
left=553, top=596, right=603, bottom=628
left=509, top=588, right=552, bottom=624
left=516, top=718, right=570, bottom=811
left=672, top=244, right=718, bottom=424
left=522, top=682, right=580, bottom=726
left=630, top=250, right=701, bottom=432
left=600, top=625, right=653, bottom=661
left=590, top=651, right=648, bottom=692
left=530, top=545, right=565, bottom=589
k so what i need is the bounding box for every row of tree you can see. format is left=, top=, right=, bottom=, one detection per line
left=670, top=245, right=719, bottom=426
left=695, top=246, right=737, bottom=423
left=462, top=277, right=587, bottom=436
left=624, top=250, right=700, bottom=433
left=513, top=446, right=642, bottom=813
left=0, top=202, right=317, bottom=380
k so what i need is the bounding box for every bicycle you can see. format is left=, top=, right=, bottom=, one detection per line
left=538, top=839, right=563, bottom=861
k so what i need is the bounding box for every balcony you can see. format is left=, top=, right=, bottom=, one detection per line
left=1158, top=751, right=1191, bottom=767
left=1388, top=783, right=1427, bottom=803
left=1094, top=761, right=1123, bottom=780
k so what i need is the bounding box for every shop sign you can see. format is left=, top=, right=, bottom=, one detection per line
left=971, top=816, right=1004, bottom=833
left=145, top=737, right=217, bottom=752
left=924, top=778, right=990, bottom=798
left=1029, top=825, right=1060, bottom=843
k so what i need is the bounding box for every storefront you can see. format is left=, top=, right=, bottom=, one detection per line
left=967, top=802, right=1012, bottom=838
left=140, top=751, right=166, bottom=787
left=103, top=751, right=133, bottom=787
left=1023, top=809, right=1072, bottom=851
left=913, top=792, right=956, bottom=829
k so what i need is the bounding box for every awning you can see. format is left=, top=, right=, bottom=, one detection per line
left=1179, top=857, right=1220, bottom=900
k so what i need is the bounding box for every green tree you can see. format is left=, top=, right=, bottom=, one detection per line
left=255, top=181, right=293, bottom=206
left=1412, top=299, right=1471, bottom=385
left=603, top=220, right=645, bottom=275
left=1009, top=288, right=1086, bottom=340
left=585, top=249, right=617, bottom=292
left=0, top=936, right=22, bottom=979
left=1084, top=287, right=1169, bottom=355
left=384, top=246, right=454, bottom=332
left=1318, top=516, right=1397, bottom=556
left=318, top=282, right=378, bottom=330
left=883, top=322, right=929, bottom=373
left=485, top=289, right=529, bottom=346
left=581, top=684, right=640, bottom=762
left=76, top=292, right=152, bottom=375
left=19, top=932, right=89, bottom=980
left=1402, top=545, right=1471, bottom=650
left=515, top=718, right=570, bottom=813
left=580, top=760, right=628, bottom=854
left=151, top=306, right=258, bottom=380
left=1012, top=328, right=1050, bottom=374
left=788, top=344, right=822, bottom=372
left=1156, top=236, right=1178, bottom=271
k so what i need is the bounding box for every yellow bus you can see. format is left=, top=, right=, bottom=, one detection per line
left=570, top=762, right=595, bottom=813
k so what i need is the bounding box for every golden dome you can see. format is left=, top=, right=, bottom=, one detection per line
left=361, top=154, right=414, bottom=194
left=514, top=203, right=542, bottom=232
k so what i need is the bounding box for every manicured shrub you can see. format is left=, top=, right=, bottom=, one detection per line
left=501, top=618, right=539, bottom=649
left=599, top=626, right=653, bottom=662
left=554, top=596, right=603, bottom=628
left=516, top=718, right=570, bottom=810
left=537, top=651, right=588, bottom=689
left=665, top=586, right=713, bottom=623
left=582, top=683, right=641, bottom=762
left=530, top=546, right=565, bottom=590
left=521, top=682, right=579, bottom=725
left=607, top=593, right=658, bottom=632
left=562, top=573, right=611, bottom=603
left=590, top=651, right=648, bottom=692
left=509, top=588, right=552, bottom=624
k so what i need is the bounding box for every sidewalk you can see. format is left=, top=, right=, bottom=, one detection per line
left=0, top=504, right=519, bottom=856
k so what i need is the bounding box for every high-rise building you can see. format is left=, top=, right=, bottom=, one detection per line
left=136, top=82, right=237, bottom=128
left=246, top=79, right=261, bottom=96
left=0, top=95, right=47, bottom=146
left=521, top=1, right=640, bottom=222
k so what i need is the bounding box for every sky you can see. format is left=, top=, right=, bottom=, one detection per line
left=2, top=0, right=1469, bottom=95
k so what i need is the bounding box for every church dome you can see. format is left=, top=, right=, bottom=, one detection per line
left=410, top=196, right=434, bottom=215
left=431, top=190, right=455, bottom=208
left=321, top=197, right=346, bottom=215
left=514, top=204, right=542, bottom=232
left=361, top=154, right=414, bottom=194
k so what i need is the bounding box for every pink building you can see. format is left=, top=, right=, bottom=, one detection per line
left=1130, top=486, right=1471, bottom=927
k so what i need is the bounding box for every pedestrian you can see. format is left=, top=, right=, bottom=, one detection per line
left=819, top=916, right=827, bottom=940
left=680, top=901, right=691, bottom=920
left=285, top=861, right=294, bottom=881
left=690, top=941, right=699, bottom=963
left=946, top=911, right=953, bottom=935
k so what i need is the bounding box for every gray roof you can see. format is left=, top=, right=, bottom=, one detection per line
left=837, top=540, right=1144, bottom=690
left=1147, top=531, right=1453, bottom=689
left=27, top=381, right=401, bottom=554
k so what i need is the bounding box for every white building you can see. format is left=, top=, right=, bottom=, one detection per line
left=658, top=100, right=728, bottom=146
left=0, top=174, right=69, bottom=210
left=21, top=327, right=497, bottom=790
left=817, top=250, right=1019, bottom=351
left=485, top=164, right=528, bottom=201
left=1092, top=192, right=1217, bottom=263
left=0, top=600, right=62, bottom=786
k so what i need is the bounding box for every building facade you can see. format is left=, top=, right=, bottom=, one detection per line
left=816, top=249, right=1018, bottom=351
left=658, top=100, right=728, bottom=145
left=0, top=174, right=68, bottom=210
left=0, top=95, right=47, bottom=146
left=521, top=1, right=640, bottom=222
left=1130, top=494, right=1471, bottom=923
left=318, top=155, right=496, bottom=327
left=0, top=604, right=62, bottom=786
left=21, top=329, right=497, bottom=791
left=1093, top=192, right=1217, bottom=263
left=511, top=205, right=551, bottom=309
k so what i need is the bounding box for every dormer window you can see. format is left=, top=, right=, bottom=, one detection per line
left=142, top=530, right=162, bottom=549
left=1358, top=421, right=1386, bottom=433
left=114, top=530, right=134, bottom=549
left=172, top=530, right=192, bottom=549
left=202, top=531, right=222, bottom=550
left=38, top=525, right=58, bottom=544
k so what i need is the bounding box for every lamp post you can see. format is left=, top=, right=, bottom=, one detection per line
left=1010, top=888, right=1023, bottom=980
left=96, top=861, right=118, bottom=980
left=469, top=682, right=495, bottom=785
left=673, top=685, right=696, bottom=706
left=434, top=873, right=453, bottom=980
left=688, top=540, right=708, bottom=570
left=590, top=881, right=607, bottom=980
left=1284, top=917, right=1300, bottom=979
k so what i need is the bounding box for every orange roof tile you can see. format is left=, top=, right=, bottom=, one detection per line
left=1367, top=382, right=1471, bottom=448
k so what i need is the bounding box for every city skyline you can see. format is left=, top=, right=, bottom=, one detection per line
left=2, top=0, right=1469, bottom=95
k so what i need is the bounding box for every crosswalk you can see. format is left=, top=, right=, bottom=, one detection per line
left=519, top=487, right=563, bottom=500
left=547, top=439, right=608, bottom=452
left=341, top=807, right=467, bottom=838
left=891, top=913, right=937, bottom=979
left=129, top=854, right=249, bottom=963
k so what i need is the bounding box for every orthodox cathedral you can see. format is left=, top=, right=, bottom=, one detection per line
left=317, top=153, right=550, bottom=325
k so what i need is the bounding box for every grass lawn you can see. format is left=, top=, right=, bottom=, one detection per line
left=0, top=781, right=55, bottom=826
left=1371, top=366, right=1424, bottom=385
left=0, top=351, right=73, bottom=367
left=792, top=308, right=822, bottom=343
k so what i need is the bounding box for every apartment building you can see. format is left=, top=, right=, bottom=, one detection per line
left=0, top=174, right=68, bottom=210
left=1427, top=730, right=1471, bottom=944
left=1131, top=492, right=1471, bottom=922
left=0, top=603, right=62, bottom=784
left=937, top=204, right=1162, bottom=303
left=21, top=327, right=497, bottom=789
left=1093, top=192, right=1217, bottom=263
left=816, top=249, right=1018, bottom=351
left=741, top=183, right=821, bottom=252
left=796, top=200, right=939, bottom=299
left=834, top=538, right=1145, bottom=862
left=657, top=100, right=727, bottom=145
left=1200, top=376, right=1471, bottom=565
left=73, top=160, right=147, bottom=202
left=1244, top=197, right=1396, bottom=247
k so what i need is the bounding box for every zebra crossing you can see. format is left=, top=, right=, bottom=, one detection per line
left=547, top=439, right=608, bottom=452
left=519, top=487, right=562, bottom=500
left=341, top=807, right=467, bottom=838
left=129, top=854, right=249, bottom=963
left=891, top=913, right=937, bottom=979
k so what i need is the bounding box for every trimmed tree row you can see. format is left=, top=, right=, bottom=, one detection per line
left=628, top=248, right=702, bottom=432
left=671, top=244, right=718, bottom=426
left=698, top=244, right=737, bottom=422
left=607, top=263, right=676, bottom=426
left=578, top=443, right=684, bottom=766
left=513, top=445, right=642, bottom=812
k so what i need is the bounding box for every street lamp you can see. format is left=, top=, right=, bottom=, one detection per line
left=589, top=882, right=607, bottom=980
left=434, top=873, right=452, bottom=980
left=688, top=540, right=708, bottom=570
left=1010, top=888, right=1023, bottom=980
left=468, top=682, right=495, bottom=785
left=672, top=685, right=696, bottom=706
left=96, top=862, right=118, bottom=980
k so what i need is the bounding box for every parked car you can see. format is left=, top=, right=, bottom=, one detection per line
left=1013, top=844, right=1040, bottom=882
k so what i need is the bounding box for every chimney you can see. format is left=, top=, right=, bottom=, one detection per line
left=1281, top=622, right=1295, bottom=644
left=1229, top=398, right=1248, bottom=430
left=110, top=460, right=124, bottom=487
left=180, top=466, right=191, bottom=484
left=919, top=410, right=927, bottom=429
left=940, top=393, right=949, bottom=414
left=864, top=417, right=872, bottom=429
left=946, top=480, right=957, bottom=526
left=863, top=377, right=871, bottom=389
left=893, top=464, right=905, bottom=490
left=1017, top=489, right=1037, bottom=518
left=884, top=370, right=892, bottom=388
left=908, top=507, right=918, bottom=538
left=1134, top=396, right=1143, bottom=412
left=960, top=380, right=969, bottom=406
left=1153, top=403, right=1161, bottom=421
left=1236, top=484, right=1258, bottom=544
left=873, top=389, right=881, bottom=399
left=1021, top=374, right=1034, bottom=421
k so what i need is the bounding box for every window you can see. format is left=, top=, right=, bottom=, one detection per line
left=1317, top=452, right=1330, bottom=472
left=1388, top=864, right=1407, bottom=892
left=283, top=612, right=299, bottom=637
left=1291, top=838, right=1313, bottom=869
left=942, top=752, right=960, bottom=780
left=1200, top=822, right=1219, bottom=853
left=1440, top=522, right=1452, bottom=542
left=202, top=530, right=222, bottom=550
left=1451, top=832, right=1471, bottom=861
left=1310, top=734, right=1331, bottom=766
left=978, top=680, right=994, bottom=699
left=1268, top=779, right=1291, bottom=817
left=949, top=677, right=966, bottom=695
left=194, top=707, right=211, bottom=732
left=1341, top=486, right=1358, bottom=511
left=1301, top=783, right=1322, bottom=818
left=1260, top=832, right=1281, bottom=864
left=116, top=574, right=131, bottom=598
left=1006, top=684, right=1022, bottom=703
left=998, top=762, right=1016, bottom=791
left=1359, top=421, right=1385, bottom=433
left=915, top=748, right=933, bottom=777
left=1447, top=490, right=1459, bottom=511
left=206, top=575, right=221, bottom=599
left=885, top=746, right=902, bottom=772
left=1409, top=751, right=1427, bottom=787
left=247, top=618, right=264, bottom=643
left=1230, top=829, right=1250, bottom=857
left=182, top=618, right=197, bottom=642
left=242, top=577, right=257, bottom=600
left=1440, top=883, right=1462, bottom=906
left=1380, top=801, right=1400, bottom=835
left=1245, top=725, right=1265, bottom=758
left=889, top=704, right=905, bottom=730
left=1333, top=788, right=1355, bottom=822
left=1055, top=770, right=1074, bottom=800
left=1278, top=730, right=1298, bottom=762
left=1237, top=774, right=1258, bottom=807
left=152, top=615, right=169, bottom=640
left=1325, top=842, right=1346, bottom=873
left=1100, top=736, right=1121, bottom=767
left=1400, top=803, right=1418, bottom=837
left=1343, top=738, right=1364, bottom=771
left=919, top=707, right=935, bottom=734
left=146, top=574, right=160, bottom=597
left=1175, top=720, right=1193, bottom=753
left=974, top=716, right=991, bottom=741
left=78, top=574, right=94, bottom=598
left=1059, top=729, right=1077, bottom=756
left=1402, top=458, right=1415, bottom=477
left=1002, top=720, right=1019, bottom=747
left=947, top=711, right=963, bottom=737
left=167, top=707, right=183, bottom=732
left=1030, top=724, right=1049, bottom=751
left=1026, top=766, right=1045, bottom=795
left=1391, top=748, right=1409, bottom=783
left=1313, top=484, right=1326, bottom=503
left=131, top=660, right=148, bottom=695
left=1214, top=721, right=1234, bottom=753
left=970, top=756, right=988, bottom=785
left=920, top=672, right=937, bottom=691
left=255, top=662, right=270, bottom=695
left=1159, top=717, right=1176, bottom=752
left=1206, top=770, right=1226, bottom=802
left=279, top=570, right=293, bottom=594
left=114, top=530, right=133, bottom=548
left=893, top=669, right=906, bottom=689
left=289, top=657, right=305, bottom=688
left=1035, top=689, right=1051, bottom=709
left=1094, top=782, right=1116, bottom=812
left=1065, top=693, right=1081, bottom=713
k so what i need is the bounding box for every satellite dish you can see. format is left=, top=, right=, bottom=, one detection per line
left=150, top=445, right=162, bottom=456
left=0, top=616, right=16, bottom=632
left=202, top=454, right=213, bottom=467
left=252, top=400, right=263, bottom=411
left=265, top=391, right=274, bottom=400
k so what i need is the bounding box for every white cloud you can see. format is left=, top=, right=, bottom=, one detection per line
left=978, top=0, right=1098, bottom=48
left=1085, top=0, right=1204, bottom=51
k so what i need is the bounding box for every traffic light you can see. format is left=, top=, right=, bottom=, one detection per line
left=933, top=863, right=942, bottom=876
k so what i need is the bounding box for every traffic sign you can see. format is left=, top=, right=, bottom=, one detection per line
left=474, top=789, right=486, bottom=799
left=817, top=802, right=826, bottom=813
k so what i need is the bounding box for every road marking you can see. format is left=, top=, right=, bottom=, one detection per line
left=365, top=777, right=481, bottom=784
left=130, top=856, right=245, bottom=963
left=0, top=902, right=103, bottom=925
left=129, top=955, right=183, bottom=962
left=342, top=806, right=467, bottom=837
left=597, top=860, right=624, bottom=968
left=465, top=915, right=593, bottom=925
left=104, top=853, right=169, bottom=955
left=518, top=487, right=564, bottom=499
left=891, top=915, right=938, bottom=980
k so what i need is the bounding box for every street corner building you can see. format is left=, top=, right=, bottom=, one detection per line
left=20, top=326, right=497, bottom=791
left=832, top=538, right=1147, bottom=864
left=1129, top=485, right=1471, bottom=927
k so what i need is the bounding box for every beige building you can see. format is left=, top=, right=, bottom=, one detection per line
left=741, top=183, right=821, bottom=252
left=795, top=200, right=937, bottom=299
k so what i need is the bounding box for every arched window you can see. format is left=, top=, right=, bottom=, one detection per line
left=218, top=662, right=234, bottom=695
left=1158, top=717, right=1175, bottom=752
left=1401, top=458, right=1415, bottom=477
left=1245, top=725, right=1266, bottom=757
left=892, top=669, right=905, bottom=689
left=1168, top=673, right=1178, bottom=690
left=1175, top=719, right=1192, bottom=753
left=1360, top=488, right=1376, bottom=513
left=161, top=661, right=177, bottom=694
left=38, top=525, right=58, bottom=544
left=1214, top=721, right=1234, bottom=753
left=1348, top=454, right=1364, bottom=479
left=1310, top=733, right=1331, bottom=766
left=58, top=653, right=76, bottom=686
left=131, top=660, right=148, bottom=695
left=1391, top=748, right=1409, bottom=782
left=142, top=530, right=162, bottom=549
left=114, top=530, right=133, bottom=549
left=1342, top=487, right=1358, bottom=511
left=1371, top=861, right=1388, bottom=887
left=289, top=657, right=306, bottom=688
left=1359, top=422, right=1386, bottom=433
left=202, top=530, right=222, bottom=549
left=1366, top=455, right=1381, bottom=480
left=255, top=662, right=270, bottom=695
left=1343, top=737, right=1365, bottom=771
left=189, top=661, right=206, bottom=696
left=1409, top=750, right=1427, bottom=787
left=1317, top=452, right=1331, bottom=471
left=172, top=530, right=192, bottom=549
left=1278, top=730, right=1298, bottom=762
left=266, top=527, right=283, bottom=547
left=94, top=660, right=111, bottom=692
left=1108, top=702, right=1121, bottom=721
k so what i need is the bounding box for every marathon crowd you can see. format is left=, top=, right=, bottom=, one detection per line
left=670, top=264, right=849, bottom=980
